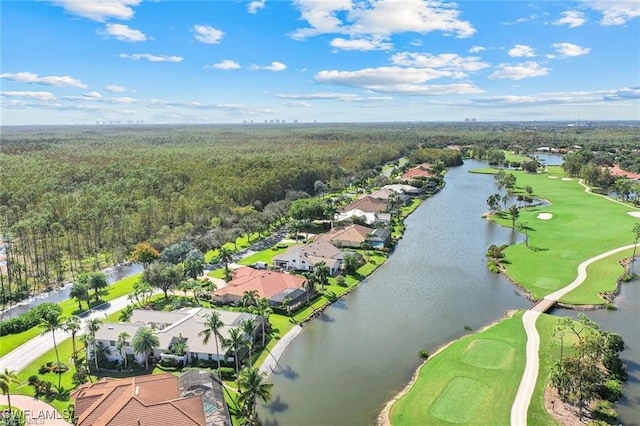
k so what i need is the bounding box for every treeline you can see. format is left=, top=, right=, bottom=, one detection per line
left=1, top=123, right=637, bottom=304
left=0, top=125, right=417, bottom=303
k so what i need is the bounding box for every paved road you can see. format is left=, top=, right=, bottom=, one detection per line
left=0, top=394, right=72, bottom=425
left=510, top=243, right=637, bottom=425
left=0, top=294, right=134, bottom=373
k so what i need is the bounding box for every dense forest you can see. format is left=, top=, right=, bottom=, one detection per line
left=1, top=121, right=638, bottom=304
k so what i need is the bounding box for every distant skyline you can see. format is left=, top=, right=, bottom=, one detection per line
left=1, top=0, right=639, bottom=125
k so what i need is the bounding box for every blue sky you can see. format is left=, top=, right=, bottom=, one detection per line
left=1, top=0, right=639, bottom=124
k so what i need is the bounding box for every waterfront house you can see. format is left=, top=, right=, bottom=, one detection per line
left=272, top=240, right=344, bottom=275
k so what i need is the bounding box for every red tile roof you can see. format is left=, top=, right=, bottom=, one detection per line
left=214, top=267, right=306, bottom=299
left=339, top=195, right=388, bottom=213
left=71, top=374, right=207, bottom=426
left=402, top=163, right=434, bottom=179
left=610, top=164, right=640, bottom=180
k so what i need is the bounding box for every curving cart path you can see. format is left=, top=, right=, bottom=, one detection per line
left=510, top=243, right=637, bottom=425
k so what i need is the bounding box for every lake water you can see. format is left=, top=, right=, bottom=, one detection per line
left=0, top=263, right=143, bottom=320
left=258, top=159, right=532, bottom=425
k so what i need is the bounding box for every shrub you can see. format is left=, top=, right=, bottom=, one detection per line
left=487, top=260, right=500, bottom=273
left=593, top=400, right=618, bottom=423
left=0, top=303, right=62, bottom=336
left=600, top=380, right=623, bottom=402
left=212, top=367, right=236, bottom=380
left=72, top=370, right=88, bottom=385
left=418, top=351, right=429, bottom=359
left=335, top=275, right=346, bottom=286
left=620, top=272, right=635, bottom=282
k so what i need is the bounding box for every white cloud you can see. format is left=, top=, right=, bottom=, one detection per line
left=554, top=11, right=587, bottom=28
left=250, top=61, right=287, bottom=71
left=84, top=91, right=102, bottom=98
left=410, top=39, right=423, bottom=47
left=101, top=23, right=147, bottom=42
left=551, top=42, right=591, bottom=57
left=193, top=25, right=224, bottom=44
left=330, top=37, right=392, bottom=51
left=291, top=0, right=475, bottom=43
left=464, top=86, right=640, bottom=107
left=1, top=91, right=57, bottom=101
left=248, top=0, right=266, bottom=14
left=208, top=60, right=241, bottom=70
left=586, top=1, right=640, bottom=25
left=277, top=92, right=393, bottom=102
left=283, top=101, right=312, bottom=108
left=105, top=84, right=128, bottom=92
left=489, top=62, right=550, bottom=80
left=314, top=67, right=483, bottom=95
left=502, top=14, right=537, bottom=25
left=0, top=71, right=87, bottom=88
left=508, top=44, right=536, bottom=57
left=119, top=53, right=183, bottom=62
left=469, top=45, right=485, bottom=53
left=49, top=0, right=142, bottom=22
left=390, top=52, right=489, bottom=74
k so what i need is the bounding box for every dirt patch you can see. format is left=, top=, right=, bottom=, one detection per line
left=544, top=384, right=593, bottom=425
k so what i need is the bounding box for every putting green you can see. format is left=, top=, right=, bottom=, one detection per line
left=460, top=339, right=515, bottom=369
left=533, top=276, right=562, bottom=289
left=430, top=377, right=489, bottom=423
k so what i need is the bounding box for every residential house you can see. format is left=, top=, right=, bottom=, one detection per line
left=402, top=163, right=435, bottom=180
left=334, top=209, right=391, bottom=226
left=71, top=370, right=231, bottom=426
left=339, top=195, right=388, bottom=214
left=213, top=266, right=310, bottom=309
left=315, top=224, right=373, bottom=248
left=273, top=240, right=344, bottom=275
left=382, top=184, right=424, bottom=197
left=93, top=307, right=263, bottom=365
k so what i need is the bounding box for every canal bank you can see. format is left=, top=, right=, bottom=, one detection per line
left=257, top=159, right=531, bottom=425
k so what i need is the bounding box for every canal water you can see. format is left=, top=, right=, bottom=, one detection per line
left=0, top=263, right=143, bottom=320
left=258, top=159, right=532, bottom=425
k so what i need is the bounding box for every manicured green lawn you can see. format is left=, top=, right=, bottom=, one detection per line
left=204, top=232, right=264, bottom=263
left=489, top=166, right=640, bottom=304
left=237, top=245, right=291, bottom=266
left=10, top=338, right=82, bottom=414
left=527, top=313, right=579, bottom=425
left=390, top=312, right=526, bottom=425
left=0, top=274, right=141, bottom=357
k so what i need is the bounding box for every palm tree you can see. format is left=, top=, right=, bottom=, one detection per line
left=40, top=311, right=63, bottom=388
left=88, top=271, right=108, bottom=303
left=302, top=272, right=315, bottom=305
left=241, top=318, right=257, bottom=361
left=199, top=311, right=225, bottom=375
left=254, top=298, right=272, bottom=348
left=85, top=318, right=103, bottom=371
left=0, top=368, right=20, bottom=414
left=242, top=289, right=259, bottom=309
left=508, top=204, right=520, bottom=228
left=80, top=334, right=93, bottom=372
left=69, top=280, right=89, bottom=311
left=517, top=221, right=530, bottom=248
left=62, top=315, right=82, bottom=368
left=218, top=247, right=234, bottom=281
left=183, top=258, right=203, bottom=280
left=223, top=327, right=247, bottom=375
left=632, top=223, right=640, bottom=263
left=191, top=281, right=203, bottom=305
left=116, top=331, right=130, bottom=369
left=314, top=261, right=330, bottom=292
left=132, top=327, right=160, bottom=370
left=118, top=305, right=134, bottom=322
left=237, top=367, right=273, bottom=423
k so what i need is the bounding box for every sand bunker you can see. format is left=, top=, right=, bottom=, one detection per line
left=561, top=178, right=572, bottom=181
left=627, top=212, right=640, bottom=218
left=548, top=176, right=558, bottom=179
left=537, top=213, right=553, bottom=220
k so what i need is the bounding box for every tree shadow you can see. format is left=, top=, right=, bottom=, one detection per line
left=272, top=364, right=299, bottom=381
left=264, top=395, right=289, bottom=414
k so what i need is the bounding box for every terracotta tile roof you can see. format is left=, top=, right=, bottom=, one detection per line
left=214, top=267, right=306, bottom=299
left=610, top=164, right=640, bottom=180
left=402, top=163, right=434, bottom=179
left=315, top=224, right=373, bottom=246
left=73, top=374, right=207, bottom=426
left=339, top=195, right=388, bottom=213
